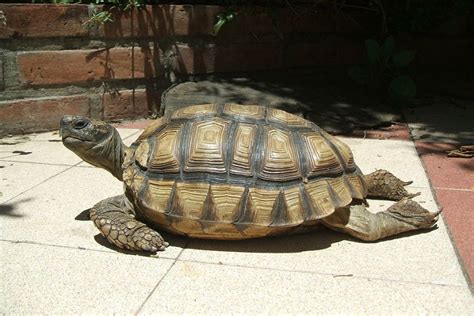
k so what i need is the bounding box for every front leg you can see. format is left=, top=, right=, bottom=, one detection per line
left=90, top=195, right=168, bottom=253
left=364, top=169, right=420, bottom=201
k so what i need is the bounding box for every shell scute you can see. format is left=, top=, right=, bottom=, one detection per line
left=230, top=123, right=258, bottom=177
left=267, top=108, right=311, bottom=128
left=149, top=124, right=183, bottom=173
left=258, top=126, right=300, bottom=181
left=171, top=104, right=218, bottom=119
left=185, top=118, right=231, bottom=174
left=127, top=104, right=367, bottom=239
left=223, top=103, right=265, bottom=120
left=301, top=132, right=343, bottom=176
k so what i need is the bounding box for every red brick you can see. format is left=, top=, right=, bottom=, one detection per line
left=102, top=89, right=154, bottom=121
left=0, top=95, right=89, bottom=136
left=17, top=48, right=157, bottom=86
left=99, top=5, right=376, bottom=39
left=0, top=4, right=89, bottom=39
left=101, top=5, right=220, bottom=38
left=173, top=42, right=282, bottom=74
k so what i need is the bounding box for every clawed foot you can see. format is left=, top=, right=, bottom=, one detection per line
left=386, top=198, right=440, bottom=228
left=365, top=169, right=420, bottom=201
left=131, top=226, right=169, bottom=253
left=90, top=210, right=169, bottom=253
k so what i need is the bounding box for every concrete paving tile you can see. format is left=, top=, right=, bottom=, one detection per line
left=435, top=189, right=474, bottom=285
left=118, top=128, right=142, bottom=146
left=340, top=137, right=431, bottom=188
left=181, top=188, right=466, bottom=286
left=0, top=162, right=69, bottom=204
left=0, top=129, right=140, bottom=166
left=140, top=261, right=474, bottom=314
left=0, top=166, right=185, bottom=259
left=0, top=241, right=174, bottom=314
left=0, top=136, right=81, bottom=165
left=0, top=131, right=59, bottom=143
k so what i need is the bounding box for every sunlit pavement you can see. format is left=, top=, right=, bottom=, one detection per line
left=1, top=126, right=472, bottom=313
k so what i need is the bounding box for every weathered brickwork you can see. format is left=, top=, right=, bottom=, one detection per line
left=0, top=95, right=90, bottom=135
left=102, top=89, right=152, bottom=120
left=0, top=4, right=471, bottom=136
left=17, top=48, right=156, bottom=86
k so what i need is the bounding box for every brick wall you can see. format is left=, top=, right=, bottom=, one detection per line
left=0, top=4, right=379, bottom=135
left=1, top=4, right=471, bottom=136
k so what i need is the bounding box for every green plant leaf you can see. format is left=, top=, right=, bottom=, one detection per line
left=213, top=12, right=235, bottom=35
left=213, top=18, right=227, bottom=35
left=392, top=50, right=416, bottom=67
left=348, top=65, right=369, bottom=85
left=381, top=36, right=395, bottom=62
left=390, top=75, right=416, bottom=98
left=365, top=39, right=381, bottom=66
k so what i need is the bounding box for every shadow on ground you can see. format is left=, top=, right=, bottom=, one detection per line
left=164, top=69, right=401, bottom=134
left=163, top=68, right=473, bottom=143
left=0, top=198, right=33, bottom=218
left=91, top=224, right=438, bottom=256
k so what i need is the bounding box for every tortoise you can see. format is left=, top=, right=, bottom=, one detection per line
left=60, top=104, right=439, bottom=253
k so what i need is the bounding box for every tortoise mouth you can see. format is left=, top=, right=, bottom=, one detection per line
left=61, top=135, right=95, bottom=149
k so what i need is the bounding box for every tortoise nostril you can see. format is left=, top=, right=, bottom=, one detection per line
left=73, top=118, right=89, bottom=130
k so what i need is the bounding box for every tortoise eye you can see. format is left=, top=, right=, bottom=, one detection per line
left=73, top=118, right=89, bottom=130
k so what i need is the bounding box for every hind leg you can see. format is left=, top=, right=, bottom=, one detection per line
left=322, top=199, right=440, bottom=241
left=90, top=195, right=168, bottom=253
left=364, top=169, right=420, bottom=201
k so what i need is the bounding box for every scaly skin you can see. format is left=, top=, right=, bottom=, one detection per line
left=364, top=169, right=420, bottom=201
left=323, top=198, right=440, bottom=241
left=90, top=195, right=168, bottom=253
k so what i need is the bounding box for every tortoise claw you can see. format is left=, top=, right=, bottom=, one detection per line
left=132, top=227, right=168, bottom=253
left=386, top=198, right=440, bottom=228
left=407, top=191, right=421, bottom=199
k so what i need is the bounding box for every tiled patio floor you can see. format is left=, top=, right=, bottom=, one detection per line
left=1, top=128, right=472, bottom=313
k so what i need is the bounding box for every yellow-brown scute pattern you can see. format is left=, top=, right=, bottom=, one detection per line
left=138, top=175, right=365, bottom=238
left=185, top=118, right=231, bottom=173
left=128, top=104, right=366, bottom=238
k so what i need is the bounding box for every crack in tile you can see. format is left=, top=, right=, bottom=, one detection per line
left=173, top=257, right=470, bottom=290
left=136, top=244, right=189, bottom=315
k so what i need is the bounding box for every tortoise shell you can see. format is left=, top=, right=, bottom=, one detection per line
left=122, top=104, right=367, bottom=239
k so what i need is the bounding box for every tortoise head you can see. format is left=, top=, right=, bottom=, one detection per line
left=60, top=116, right=126, bottom=181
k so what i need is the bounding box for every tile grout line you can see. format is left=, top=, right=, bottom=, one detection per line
left=0, top=239, right=179, bottom=261
left=174, top=257, right=470, bottom=290
left=0, top=159, right=82, bottom=167
left=433, top=187, right=474, bottom=192
left=0, top=130, right=141, bottom=204
left=0, top=162, right=82, bottom=205
left=1, top=238, right=468, bottom=292
left=135, top=241, right=190, bottom=315
left=0, top=129, right=140, bottom=164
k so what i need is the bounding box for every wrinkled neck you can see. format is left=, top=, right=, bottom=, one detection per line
left=91, top=129, right=126, bottom=181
